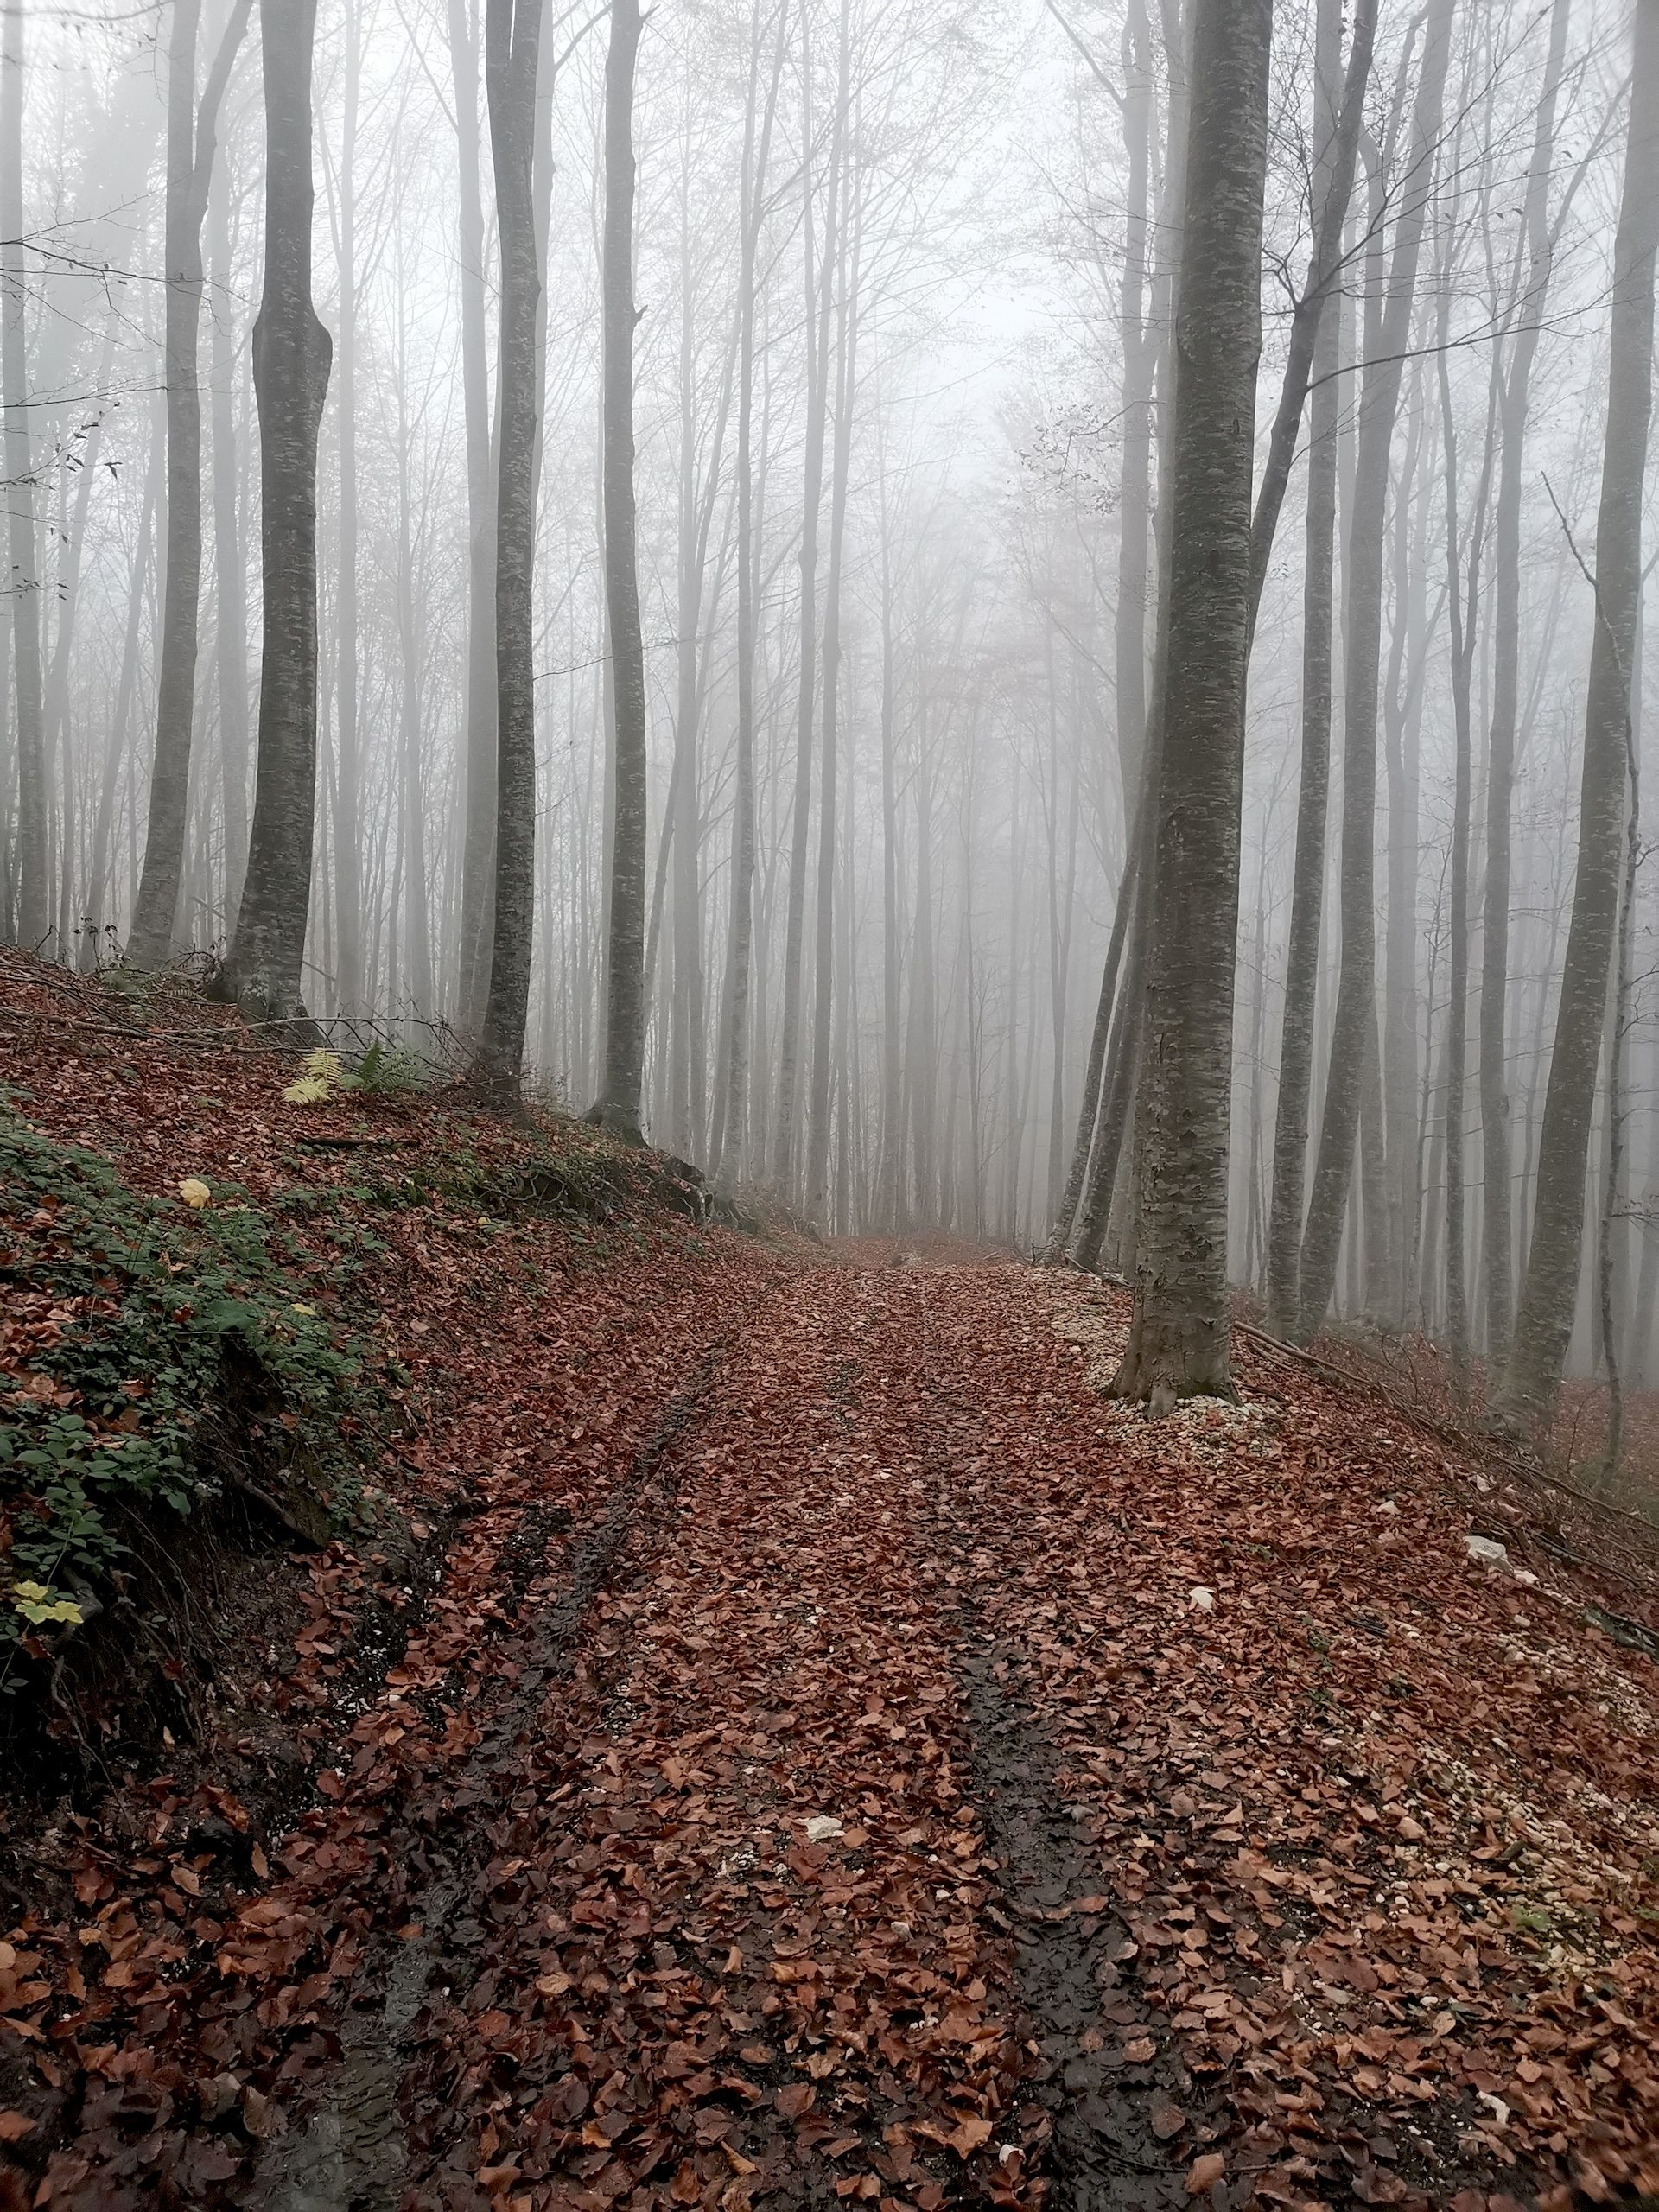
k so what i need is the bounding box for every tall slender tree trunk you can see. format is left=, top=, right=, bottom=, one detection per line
left=472, top=0, right=544, bottom=1094
left=1440, top=355, right=1473, bottom=1384
left=709, top=7, right=782, bottom=1194
left=448, top=0, right=498, bottom=1038
left=1110, top=0, right=1273, bottom=1409
left=209, top=156, right=251, bottom=921
left=772, top=11, right=843, bottom=1194
left=1046, top=829, right=1139, bottom=1261
left=330, top=0, right=364, bottom=1009
left=1265, top=0, right=1350, bottom=1337
left=1482, top=0, right=1570, bottom=1370
left=1243, top=0, right=1375, bottom=641
left=1502, top=0, right=1659, bottom=1425
left=3, top=0, right=49, bottom=950
left=807, top=143, right=859, bottom=1225
left=667, top=122, right=703, bottom=1155
left=1299, top=0, right=1456, bottom=1334
left=212, top=0, right=331, bottom=1024
left=130, top=0, right=251, bottom=969
left=1599, top=723, right=1640, bottom=1478
left=596, top=0, right=647, bottom=1137
left=1114, top=0, right=1154, bottom=810
left=85, top=424, right=163, bottom=960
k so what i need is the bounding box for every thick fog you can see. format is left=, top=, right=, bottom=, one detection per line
left=3, top=0, right=1656, bottom=1415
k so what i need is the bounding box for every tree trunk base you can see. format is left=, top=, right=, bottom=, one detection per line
left=206, top=960, right=322, bottom=1047
left=1109, top=1306, right=1239, bottom=1416
left=599, top=1104, right=645, bottom=1147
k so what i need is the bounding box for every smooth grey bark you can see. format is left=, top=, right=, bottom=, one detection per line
left=1481, top=0, right=1570, bottom=1370
left=1383, top=373, right=1440, bottom=1320
left=1437, top=284, right=1497, bottom=1388
left=212, top=0, right=332, bottom=1024
left=129, top=0, right=253, bottom=969
left=1114, top=0, right=1154, bottom=808
left=448, top=0, right=499, bottom=1040
left=1047, top=0, right=1173, bottom=1262
left=771, top=9, right=844, bottom=1194
left=1069, top=0, right=1189, bottom=1272
left=208, top=154, right=251, bottom=920
left=877, top=467, right=904, bottom=1227
left=665, top=100, right=741, bottom=1161
left=1044, top=652, right=1081, bottom=1220
left=1044, top=827, right=1140, bottom=1262
left=471, top=0, right=544, bottom=1095
left=806, top=143, right=860, bottom=1227
left=1243, top=0, right=1376, bottom=643
left=1502, top=6, right=1659, bottom=1422
left=84, top=423, right=163, bottom=961
left=1073, top=837, right=1151, bottom=1274
left=1599, top=699, right=1640, bottom=1477
left=329, top=0, right=365, bottom=1010
left=1298, top=0, right=1456, bottom=1336
left=1109, top=0, right=1273, bottom=1409
left=595, top=0, right=647, bottom=1137
left=1265, top=0, right=1352, bottom=1337
left=2, top=0, right=47, bottom=950
left=46, top=303, right=124, bottom=956
left=704, top=0, right=776, bottom=1198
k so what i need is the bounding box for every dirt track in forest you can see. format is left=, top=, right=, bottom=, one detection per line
left=244, top=1257, right=1203, bottom=2212
left=6, top=1225, right=1659, bottom=2210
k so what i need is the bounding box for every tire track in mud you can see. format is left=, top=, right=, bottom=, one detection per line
left=890, top=1279, right=1211, bottom=2212
left=248, top=1313, right=753, bottom=2212
left=950, top=1643, right=1191, bottom=2212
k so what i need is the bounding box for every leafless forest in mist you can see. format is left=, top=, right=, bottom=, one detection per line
left=3, top=0, right=1658, bottom=1438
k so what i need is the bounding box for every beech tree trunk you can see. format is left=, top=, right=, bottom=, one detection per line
left=595, top=0, right=647, bottom=1137
left=471, top=0, right=544, bottom=1096
left=1482, top=0, right=1570, bottom=1370
left=1109, top=0, right=1273, bottom=1411
left=1298, top=0, right=1455, bottom=1336
left=807, top=124, right=858, bottom=1227
left=1265, top=0, right=1352, bottom=1337
left=208, top=155, right=251, bottom=921
left=330, top=0, right=365, bottom=1010
left=130, top=0, right=252, bottom=970
left=1501, top=0, right=1659, bottom=1426
left=771, top=13, right=842, bottom=1193
left=2, top=0, right=48, bottom=950
left=709, top=0, right=782, bottom=1197
left=448, top=0, right=499, bottom=1040
left=1243, top=0, right=1375, bottom=641
left=212, top=0, right=331, bottom=1024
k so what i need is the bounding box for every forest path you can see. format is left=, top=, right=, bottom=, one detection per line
left=250, top=1255, right=1197, bottom=2212
left=19, top=1228, right=1659, bottom=2209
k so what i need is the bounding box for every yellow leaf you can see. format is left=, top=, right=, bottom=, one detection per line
left=178, top=1177, right=212, bottom=1208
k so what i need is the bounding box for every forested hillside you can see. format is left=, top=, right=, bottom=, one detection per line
left=6, top=0, right=1659, bottom=2197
